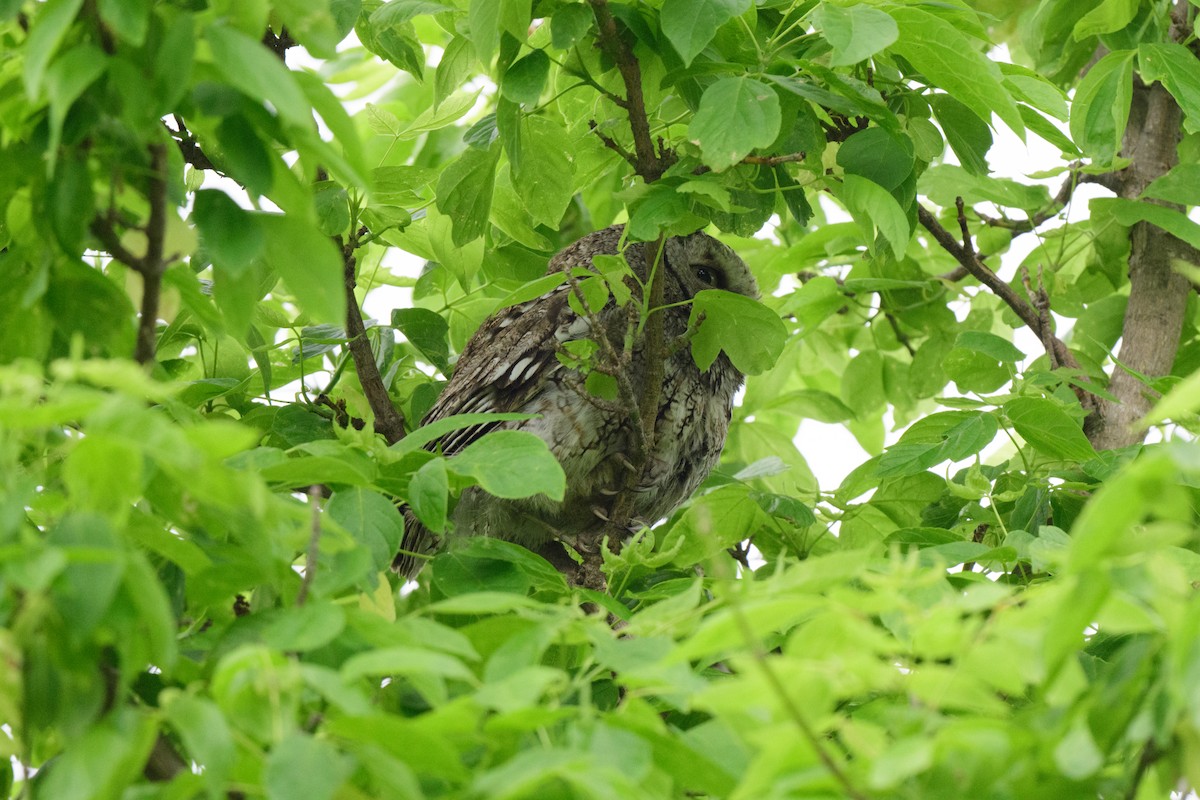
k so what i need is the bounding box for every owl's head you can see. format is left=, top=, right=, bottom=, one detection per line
left=660, top=230, right=759, bottom=305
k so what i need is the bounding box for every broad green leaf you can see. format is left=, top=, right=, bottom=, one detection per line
left=207, top=24, right=313, bottom=129
left=956, top=331, right=1025, bottom=362
left=371, top=0, right=456, bottom=26
left=435, top=144, right=500, bottom=245
left=408, top=457, right=450, bottom=533
left=450, top=430, right=566, bottom=500
left=688, top=290, right=787, bottom=375
left=501, top=49, right=549, bottom=106
left=97, top=0, right=149, bottom=44
left=1142, top=164, right=1200, bottom=205
left=44, top=44, right=106, bottom=163
left=1072, top=0, right=1138, bottom=40
left=550, top=4, right=592, bottom=49
left=392, top=412, right=536, bottom=457
left=929, top=94, right=993, bottom=175
left=1069, top=49, right=1134, bottom=163
left=1004, top=397, right=1098, bottom=462
left=1053, top=715, right=1104, bottom=779
left=164, top=693, right=235, bottom=797
left=840, top=174, right=911, bottom=259
left=837, top=127, right=914, bottom=191
left=813, top=3, right=898, bottom=66
left=259, top=213, right=344, bottom=323
left=888, top=7, right=1024, bottom=138
left=313, top=180, right=351, bottom=235
left=1139, top=42, right=1200, bottom=133
left=689, top=77, right=782, bottom=171
left=393, top=307, right=451, bottom=373
left=327, top=488, right=405, bottom=570
left=22, top=0, right=86, bottom=98
left=342, top=646, right=477, bottom=682
left=661, top=0, right=751, bottom=67
left=265, top=733, right=353, bottom=800
left=1095, top=197, right=1200, bottom=250
left=194, top=190, right=265, bottom=276
left=1139, top=368, right=1200, bottom=428
left=513, top=116, right=575, bottom=227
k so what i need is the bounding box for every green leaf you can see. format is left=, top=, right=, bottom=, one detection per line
left=1141, top=164, right=1200, bottom=205
left=840, top=174, right=911, bottom=259
left=837, top=127, right=914, bottom=191
left=393, top=307, right=451, bottom=373
left=164, top=693, right=235, bottom=796
left=449, top=430, right=566, bottom=500
left=501, top=49, right=549, bottom=106
left=955, top=331, right=1025, bottom=363
left=195, top=190, right=265, bottom=276
left=259, top=213, right=344, bottom=323
left=408, top=457, right=450, bottom=533
left=265, top=733, right=353, bottom=800
left=342, top=646, right=477, bottom=682
left=888, top=6, right=1024, bottom=138
left=1004, top=397, right=1098, bottom=462
left=660, top=0, right=750, bottom=67
left=513, top=116, right=575, bottom=227
left=392, top=412, right=536, bottom=457
left=371, top=0, right=456, bottom=26
left=813, top=3, right=898, bottom=67
left=435, top=144, right=500, bottom=245
left=327, top=488, right=405, bottom=570
left=689, top=77, right=782, bottom=172
left=313, top=181, right=351, bottom=236
left=22, top=0, right=86, bottom=99
left=1072, top=0, right=1138, bottom=40
left=550, top=4, right=592, bottom=49
left=688, top=290, right=787, bottom=375
left=1139, top=42, right=1200, bottom=133
left=44, top=44, right=106, bottom=163
left=929, top=94, right=993, bottom=175
left=1069, top=49, right=1134, bottom=163
left=1139, top=368, right=1200, bottom=428
left=99, top=0, right=149, bottom=45
left=1094, top=197, right=1200, bottom=250
left=1053, top=716, right=1104, bottom=779
left=207, top=24, right=313, bottom=129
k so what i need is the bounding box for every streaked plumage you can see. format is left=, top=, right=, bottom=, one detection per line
left=394, top=225, right=757, bottom=577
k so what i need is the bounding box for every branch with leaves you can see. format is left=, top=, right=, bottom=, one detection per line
left=88, top=142, right=170, bottom=365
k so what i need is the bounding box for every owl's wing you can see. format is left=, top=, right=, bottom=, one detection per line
left=420, top=283, right=584, bottom=456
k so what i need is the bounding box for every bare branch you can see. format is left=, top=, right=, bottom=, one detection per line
left=340, top=231, right=408, bottom=445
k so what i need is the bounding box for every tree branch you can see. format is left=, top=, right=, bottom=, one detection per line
left=917, top=203, right=1085, bottom=378
left=1088, top=77, right=1193, bottom=449
left=89, top=142, right=170, bottom=365
left=587, top=0, right=665, bottom=182
left=340, top=231, right=408, bottom=445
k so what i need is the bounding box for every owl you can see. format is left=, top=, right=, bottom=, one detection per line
left=394, top=225, right=758, bottom=577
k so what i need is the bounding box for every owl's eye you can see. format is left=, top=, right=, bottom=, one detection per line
left=695, top=266, right=717, bottom=286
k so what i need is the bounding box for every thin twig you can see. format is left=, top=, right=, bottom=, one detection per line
left=588, top=119, right=637, bottom=170
left=742, top=152, right=807, bottom=166
left=729, top=588, right=869, bottom=800
left=296, top=485, right=322, bottom=606
left=340, top=230, right=408, bottom=445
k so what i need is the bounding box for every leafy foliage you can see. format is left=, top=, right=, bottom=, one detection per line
left=1, top=1, right=1200, bottom=798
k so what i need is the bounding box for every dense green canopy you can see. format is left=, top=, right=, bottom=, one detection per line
left=1, top=1, right=1199, bottom=797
